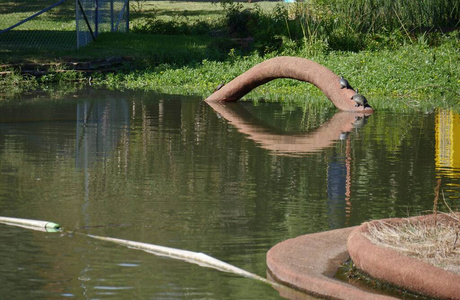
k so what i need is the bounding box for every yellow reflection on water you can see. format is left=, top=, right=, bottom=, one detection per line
left=435, top=110, right=460, bottom=175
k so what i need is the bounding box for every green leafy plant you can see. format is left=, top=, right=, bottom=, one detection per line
left=130, top=0, right=148, bottom=13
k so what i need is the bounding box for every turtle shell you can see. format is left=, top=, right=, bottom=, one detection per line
left=339, top=76, right=350, bottom=89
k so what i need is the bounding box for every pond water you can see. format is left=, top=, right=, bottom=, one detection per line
left=0, top=88, right=459, bottom=299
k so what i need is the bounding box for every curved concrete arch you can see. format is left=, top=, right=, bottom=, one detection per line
left=205, top=56, right=374, bottom=113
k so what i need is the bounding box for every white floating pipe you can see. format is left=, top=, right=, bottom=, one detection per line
left=88, top=234, right=280, bottom=287
left=0, top=216, right=282, bottom=289
left=0, top=216, right=61, bottom=232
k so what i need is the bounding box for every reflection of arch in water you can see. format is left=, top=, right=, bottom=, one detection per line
left=207, top=101, right=368, bottom=227
left=206, top=56, right=374, bottom=113
left=206, top=101, right=370, bottom=155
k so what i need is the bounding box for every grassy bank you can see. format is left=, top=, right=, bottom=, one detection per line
left=1, top=1, right=459, bottom=110
left=90, top=35, right=459, bottom=111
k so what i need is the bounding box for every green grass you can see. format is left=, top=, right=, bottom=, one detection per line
left=0, top=32, right=222, bottom=64
left=0, top=0, right=75, bottom=31
left=129, top=1, right=278, bottom=20
left=80, top=32, right=220, bottom=65
left=0, top=0, right=76, bottom=51
left=92, top=39, right=460, bottom=111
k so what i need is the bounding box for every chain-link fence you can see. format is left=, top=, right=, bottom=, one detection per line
left=77, top=0, right=129, bottom=48
left=0, top=0, right=129, bottom=52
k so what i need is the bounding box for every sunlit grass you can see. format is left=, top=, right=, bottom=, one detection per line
left=129, top=1, right=279, bottom=20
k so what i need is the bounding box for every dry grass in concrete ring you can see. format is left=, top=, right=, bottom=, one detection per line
left=365, top=213, right=460, bottom=275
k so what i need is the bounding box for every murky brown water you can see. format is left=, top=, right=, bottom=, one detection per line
left=0, top=88, right=458, bottom=299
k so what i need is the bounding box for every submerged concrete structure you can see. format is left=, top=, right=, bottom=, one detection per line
left=267, top=214, right=460, bottom=299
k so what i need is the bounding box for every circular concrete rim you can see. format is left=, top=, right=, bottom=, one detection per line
left=266, top=227, right=397, bottom=300
left=347, top=213, right=460, bottom=300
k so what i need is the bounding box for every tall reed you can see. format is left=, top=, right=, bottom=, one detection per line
left=286, top=0, right=459, bottom=52
left=322, top=0, right=460, bottom=33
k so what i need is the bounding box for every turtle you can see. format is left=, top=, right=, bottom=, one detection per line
left=339, top=76, right=351, bottom=89
left=214, top=82, right=225, bottom=92
left=351, top=89, right=369, bottom=108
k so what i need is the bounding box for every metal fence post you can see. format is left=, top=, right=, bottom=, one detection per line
left=110, top=0, right=114, bottom=32
left=126, top=0, right=129, bottom=32
left=76, top=0, right=80, bottom=48
left=95, top=0, right=99, bottom=37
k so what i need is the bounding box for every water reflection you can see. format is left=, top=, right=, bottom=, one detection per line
left=206, top=101, right=373, bottom=228
left=206, top=101, right=371, bottom=155
left=0, top=90, right=459, bottom=300
left=76, top=99, right=130, bottom=169
left=436, top=110, right=460, bottom=200
left=327, top=145, right=351, bottom=228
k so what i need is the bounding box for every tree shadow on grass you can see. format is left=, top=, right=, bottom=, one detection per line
left=153, top=9, right=225, bottom=18
left=0, top=29, right=240, bottom=72
left=0, top=0, right=76, bottom=24
left=0, top=30, right=77, bottom=56
left=80, top=32, right=231, bottom=66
